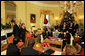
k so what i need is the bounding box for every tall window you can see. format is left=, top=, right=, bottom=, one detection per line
left=5, top=2, right=16, bottom=28
left=43, top=14, right=50, bottom=27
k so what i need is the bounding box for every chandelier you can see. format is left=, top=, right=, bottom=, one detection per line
left=64, top=1, right=84, bottom=14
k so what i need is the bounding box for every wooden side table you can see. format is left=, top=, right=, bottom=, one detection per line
left=33, top=43, right=62, bottom=55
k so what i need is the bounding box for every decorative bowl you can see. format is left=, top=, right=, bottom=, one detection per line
left=51, top=39, right=56, bottom=41
left=42, top=46, right=49, bottom=50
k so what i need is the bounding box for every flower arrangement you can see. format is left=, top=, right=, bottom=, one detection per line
left=41, top=42, right=50, bottom=50
left=41, top=42, right=50, bottom=47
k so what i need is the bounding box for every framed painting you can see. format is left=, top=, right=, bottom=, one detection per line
left=30, top=14, right=36, bottom=23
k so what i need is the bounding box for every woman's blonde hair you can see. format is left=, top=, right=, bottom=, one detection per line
left=63, top=44, right=77, bottom=55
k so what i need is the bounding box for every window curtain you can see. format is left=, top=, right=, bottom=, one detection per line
left=40, top=14, right=44, bottom=30
left=49, top=14, right=54, bottom=26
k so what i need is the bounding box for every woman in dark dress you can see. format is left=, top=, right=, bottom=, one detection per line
left=65, top=30, right=71, bottom=44
left=58, top=31, right=64, bottom=39
left=20, top=23, right=28, bottom=43
left=62, top=30, right=71, bottom=50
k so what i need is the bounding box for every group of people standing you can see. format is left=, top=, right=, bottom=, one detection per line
left=55, top=21, right=79, bottom=36
left=7, top=22, right=39, bottom=55
left=42, top=21, right=79, bottom=40
left=13, top=22, right=28, bottom=43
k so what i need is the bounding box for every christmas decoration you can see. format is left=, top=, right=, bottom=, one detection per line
left=44, top=14, right=48, bottom=24
left=61, top=11, right=75, bottom=25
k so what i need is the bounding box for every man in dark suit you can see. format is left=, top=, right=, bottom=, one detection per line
left=55, top=24, right=59, bottom=30
left=20, top=39, right=38, bottom=55
left=59, top=23, right=63, bottom=32
left=62, top=22, right=68, bottom=32
left=47, top=29, right=53, bottom=38
left=13, top=22, right=21, bottom=39
left=42, top=30, right=47, bottom=40
left=72, top=21, right=79, bottom=36
left=68, top=22, right=74, bottom=34
left=20, top=23, right=28, bottom=43
left=49, top=26, right=54, bottom=32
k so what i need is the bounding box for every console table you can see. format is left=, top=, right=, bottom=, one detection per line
left=1, top=29, right=13, bottom=37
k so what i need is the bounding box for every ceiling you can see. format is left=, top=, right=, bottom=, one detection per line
left=38, top=1, right=84, bottom=5
left=5, top=2, right=16, bottom=11
left=38, top=1, right=64, bottom=5
left=28, top=1, right=84, bottom=7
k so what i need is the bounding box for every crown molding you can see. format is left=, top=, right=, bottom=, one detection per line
left=28, top=1, right=63, bottom=7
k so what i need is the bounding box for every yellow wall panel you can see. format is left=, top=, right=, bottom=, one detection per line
left=1, top=1, right=6, bottom=25
left=1, top=1, right=84, bottom=30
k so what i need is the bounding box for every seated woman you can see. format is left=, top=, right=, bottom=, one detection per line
left=53, top=30, right=59, bottom=39
left=58, top=31, right=64, bottom=39
left=63, top=43, right=82, bottom=55
left=65, top=30, right=71, bottom=44
left=62, top=30, right=71, bottom=50
left=62, top=44, right=78, bottom=55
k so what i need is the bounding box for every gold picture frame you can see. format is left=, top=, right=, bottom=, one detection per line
left=30, top=14, right=36, bottom=23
